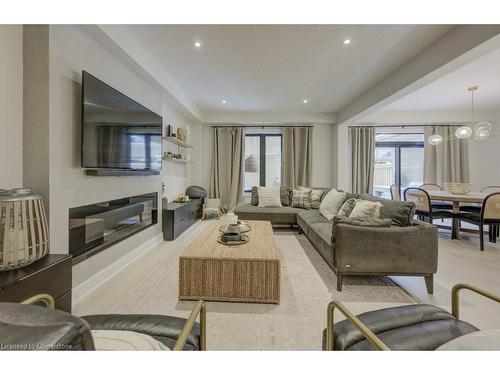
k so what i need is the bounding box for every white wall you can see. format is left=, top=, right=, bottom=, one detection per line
left=0, top=25, right=23, bottom=189
left=44, top=25, right=196, bottom=287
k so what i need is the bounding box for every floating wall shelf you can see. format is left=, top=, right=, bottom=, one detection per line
left=162, top=137, right=193, bottom=148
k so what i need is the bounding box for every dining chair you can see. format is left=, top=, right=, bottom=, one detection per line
left=390, top=184, right=400, bottom=201
left=456, top=192, right=500, bottom=251
left=419, top=183, right=454, bottom=211
left=404, top=187, right=455, bottom=238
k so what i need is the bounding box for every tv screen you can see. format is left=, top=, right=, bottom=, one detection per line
left=81, top=71, right=163, bottom=170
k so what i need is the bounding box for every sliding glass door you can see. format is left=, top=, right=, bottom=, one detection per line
left=373, top=132, right=424, bottom=198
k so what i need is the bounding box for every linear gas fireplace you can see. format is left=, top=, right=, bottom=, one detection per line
left=69, top=192, right=158, bottom=264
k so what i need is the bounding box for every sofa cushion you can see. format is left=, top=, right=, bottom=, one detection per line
left=234, top=203, right=304, bottom=224
left=360, top=194, right=416, bottom=227
left=257, top=187, right=282, bottom=207
left=331, top=216, right=392, bottom=242
left=308, top=223, right=335, bottom=265
left=349, top=200, right=382, bottom=219
left=251, top=186, right=259, bottom=206
left=319, top=189, right=346, bottom=220
left=338, top=198, right=357, bottom=217
left=292, top=189, right=312, bottom=209
left=280, top=186, right=292, bottom=206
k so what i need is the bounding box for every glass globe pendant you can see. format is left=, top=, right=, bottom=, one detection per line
left=473, top=129, right=490, bottom=141
left=428, top=134, right=443, bottom=145
left=455, top=126, right=473, bottom=139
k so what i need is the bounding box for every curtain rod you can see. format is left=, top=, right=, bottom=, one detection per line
left=210, top=125, right=314, bottom=128
left=348, top=123, right=468, bottom=128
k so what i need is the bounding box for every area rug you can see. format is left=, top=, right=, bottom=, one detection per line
left=75, top=222, right=417, bottom=350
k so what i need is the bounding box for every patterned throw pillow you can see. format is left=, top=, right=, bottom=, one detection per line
left=292, top=189, right=312, bottom=209
left=349, top=200, right=383, bottom=218
left=299, top=187, right=325, bottom=209
left=338, top=198, right=357, bottom=217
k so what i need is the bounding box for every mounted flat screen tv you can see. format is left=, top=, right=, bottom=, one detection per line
left=81, top=71, right=163, bottom=171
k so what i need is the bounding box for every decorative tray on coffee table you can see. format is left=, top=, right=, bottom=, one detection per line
left=218, top=221, right=251, bottom=234
left=217, top=234, right=250, bottom=246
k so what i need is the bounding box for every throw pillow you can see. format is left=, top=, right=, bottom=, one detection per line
left=349, top=200, right=383, bottom=218
left=299, top=186, right=325, bottom=209
left=331, top=216, right=392, bottom=243
left=359, top=194, right=416, bottom=227
left=291, top=189, right=312, bottom=209
left=280, top=186, right=292, bottom=206
left=338, top=198, right=357, bottom=217
left=91, top=330, right=170, bottom=351
left=251, top=186, right=259, bottom=206
left=257, top=187, right=282, bottom=207
left=319, top=188, right=347, bottom=220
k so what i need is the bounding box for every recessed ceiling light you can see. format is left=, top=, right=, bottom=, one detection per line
left=303, top=99, right=309, bottom=104
left=194, top=41, right=202, bottom=48
left=222, top=100, right=227, bottom=104
left=343, top=39, right=351, bottom=45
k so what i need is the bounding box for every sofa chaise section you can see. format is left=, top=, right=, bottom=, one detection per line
left=234, top=204, right=304, bottom=225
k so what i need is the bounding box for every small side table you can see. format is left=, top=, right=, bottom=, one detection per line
left=0, top=254, right=72, bottom=312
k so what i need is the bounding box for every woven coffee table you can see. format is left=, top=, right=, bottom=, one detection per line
left=179, top=220, right=280, bottom=304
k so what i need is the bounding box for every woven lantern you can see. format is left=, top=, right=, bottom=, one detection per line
left=245, top=154, right=258, bottom=173
left=0, top=188, right=49, bottom=271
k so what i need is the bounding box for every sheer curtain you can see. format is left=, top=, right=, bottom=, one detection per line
left=350, top=127, right=375, bottom=194
left=281, top=127, right=313, bottom=187
left=209, top=127, right=244, bottom=212
left=424, top=126, right=470, bottom=186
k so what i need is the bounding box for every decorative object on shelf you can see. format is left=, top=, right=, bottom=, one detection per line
left=0, top=188, right=49, bottom=271
left=245, top=154, right=258, bottom=173
left=177, top=127, right=186, bottom=142
left=166, top=124, right=173, bottom=137
left=428, top=86, right=493, bottom=145
left=444, top=182, right=473, bottom=196
left=173, top=193, right=189, bottom=203
left=217, top=227, right=250, bottom=246
left=219, top=220, right=251, bottom=234
left=163, top=151, right=184, bottom=160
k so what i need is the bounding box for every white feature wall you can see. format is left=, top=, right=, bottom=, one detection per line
left=0, top=25, right=23, bottom=189
left=46, top=25, right=196, bottom=288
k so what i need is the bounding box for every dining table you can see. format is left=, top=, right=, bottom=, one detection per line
left=427, top=190, right=487, bottom=239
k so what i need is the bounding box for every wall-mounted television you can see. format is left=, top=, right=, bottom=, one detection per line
left=81, top=71, right=163, bottom=171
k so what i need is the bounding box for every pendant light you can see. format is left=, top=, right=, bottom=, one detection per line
left=245, top=154, right=258, bottom=173
left=427, top=126, right=443, bottom=145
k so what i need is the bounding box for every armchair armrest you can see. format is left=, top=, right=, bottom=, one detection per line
left=451, top=283, right=500, bottom=319
left=22, top=294, right=55, bottom=309
left=326, top=300, right=389, bottom=351
left=173, top=300, right=206, bottom=351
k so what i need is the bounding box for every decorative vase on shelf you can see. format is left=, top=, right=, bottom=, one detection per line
left=0, top=188, right=49, bottom=271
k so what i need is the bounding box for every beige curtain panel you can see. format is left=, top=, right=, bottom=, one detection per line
left=282, top=127, right=313, bottom=187
left=424, top=126, right=470, bottom=186
left=350, top=127, right=375, bottom=194
left=209, top=127, right=244, bottom=212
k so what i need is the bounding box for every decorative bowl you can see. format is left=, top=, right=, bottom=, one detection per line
left=444, top=182, right=472, bottom=195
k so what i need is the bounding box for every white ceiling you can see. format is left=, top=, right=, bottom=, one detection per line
left=123, top=25, right=453, bottom=115
left=385, top=46, right=500, bottom=111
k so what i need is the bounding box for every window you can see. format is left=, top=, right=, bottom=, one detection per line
left=373, top=132, right=424, bottom=198
left=244, top=134, right=282, bottom=192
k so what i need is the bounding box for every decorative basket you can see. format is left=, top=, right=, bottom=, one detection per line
left=444, top=182, right=473, bottom=196
left=0, top=188, right=49, bottom=271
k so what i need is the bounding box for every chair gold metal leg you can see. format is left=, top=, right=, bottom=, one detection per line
left=173, top=300, right=207, bottom=351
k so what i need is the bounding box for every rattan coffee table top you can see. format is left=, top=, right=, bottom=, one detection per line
left=180, top=220, right=279, bottom=261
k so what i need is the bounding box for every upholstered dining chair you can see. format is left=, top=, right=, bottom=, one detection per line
left=404, top=187, right=454, bottom=237
left=456, top=192, right=500, bottom=251
left=390, top=184, right=400, bottom=201
left=419, top=183, right=453, bottom=211
left=460, top=186, right=500, bottom=214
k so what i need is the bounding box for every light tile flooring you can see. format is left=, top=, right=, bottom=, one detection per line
left=74, top=218, right=500, bottom=349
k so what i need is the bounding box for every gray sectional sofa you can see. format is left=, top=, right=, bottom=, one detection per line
left=235, top=189, right=438, bottom=292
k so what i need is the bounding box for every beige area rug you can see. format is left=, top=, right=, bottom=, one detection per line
left=74, top=221, right=416, bottom=350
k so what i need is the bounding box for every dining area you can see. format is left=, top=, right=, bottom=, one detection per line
left=395, top=183, right=500, bottom=251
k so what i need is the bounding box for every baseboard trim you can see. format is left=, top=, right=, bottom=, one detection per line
left=72, top=232, right=163, bottom=307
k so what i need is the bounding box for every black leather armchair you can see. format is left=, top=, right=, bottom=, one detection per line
left=0, top=294, right=206, bottom=351
left=323, top=283, right=500, bottom=350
